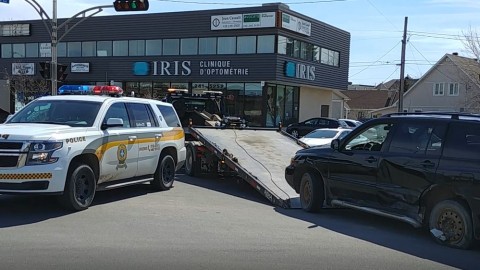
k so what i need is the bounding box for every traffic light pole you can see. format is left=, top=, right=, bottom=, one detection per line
left=24, top=0, right=112, bottom=95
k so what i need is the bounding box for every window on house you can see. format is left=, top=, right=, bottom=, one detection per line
left=433, top=83, right=444, bottom=96
left=448, top=82, right=459, bottom=96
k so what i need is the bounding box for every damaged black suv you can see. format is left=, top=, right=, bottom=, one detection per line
left=285, top=112, right=480, bottom=249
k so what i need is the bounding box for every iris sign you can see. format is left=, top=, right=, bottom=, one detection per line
left=284, top=61, right=315, bottom=81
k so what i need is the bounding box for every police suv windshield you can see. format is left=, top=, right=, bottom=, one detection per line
left=8, top=99, right=102, bottom=127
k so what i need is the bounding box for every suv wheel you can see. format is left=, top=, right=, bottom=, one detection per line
left=428, top=200, right=474, bottom=249
left=299, top=171, right=324, bottom=212
left=59, top=163, right=96, bottom=211
left=151, top=154, right=176, bottom=191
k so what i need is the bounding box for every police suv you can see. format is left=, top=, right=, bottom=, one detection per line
left=0, top=85, right=186, bottom=211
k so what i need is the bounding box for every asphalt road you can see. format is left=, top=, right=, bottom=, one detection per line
left=0, top=173, right=478, bottom=270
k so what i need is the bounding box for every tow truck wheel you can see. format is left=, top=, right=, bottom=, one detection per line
left=299, top=171, right=323, bottom=212
left=151, top=154, right=176, bottom=191
left=428, top=200, right=474, bottom=249
left=59, top=163, right=96, bottom=211
left=185, top=146, right=200, bottom=176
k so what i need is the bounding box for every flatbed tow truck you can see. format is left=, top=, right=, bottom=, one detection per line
left=163, top=89, right=304, bottom=208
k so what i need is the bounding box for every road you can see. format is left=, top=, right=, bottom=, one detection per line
left=0, top=173, right=478, bottom=270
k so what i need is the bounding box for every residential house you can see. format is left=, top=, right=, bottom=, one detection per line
left=341, top=90, right=394, bottom=120
left=373, top=53, right=480, bottom=115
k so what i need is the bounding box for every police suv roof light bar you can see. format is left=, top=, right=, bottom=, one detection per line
left=58, top=85, right=124, bottom=96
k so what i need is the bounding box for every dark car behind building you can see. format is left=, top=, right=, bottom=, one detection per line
left=285, top=117, right=343, bottom=138
left=285, top=112, right=480, bottom=249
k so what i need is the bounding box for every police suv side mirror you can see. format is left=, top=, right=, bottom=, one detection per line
left=331, top=139, right=340, bottom=150
left=102, top=118, right=124, bottom=130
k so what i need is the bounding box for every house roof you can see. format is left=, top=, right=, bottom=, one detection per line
left=341, top=90, right=393, bottom=109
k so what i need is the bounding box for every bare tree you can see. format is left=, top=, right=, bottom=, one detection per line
left=460, top=26, right=480, bottom=113
left=462, top=25, right=480, bottom=60
left=1, top=66, right=49, bottom=109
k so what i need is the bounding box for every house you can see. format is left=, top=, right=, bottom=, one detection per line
left=341, top=90, right=394, bottom=120
left=372, top=53, right=480, bottom=115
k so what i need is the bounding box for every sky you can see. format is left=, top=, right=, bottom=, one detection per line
left=1, top=0, right=479, bottom=86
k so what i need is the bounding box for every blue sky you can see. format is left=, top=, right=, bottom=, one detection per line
left=1, top=0, right=479, bottom=86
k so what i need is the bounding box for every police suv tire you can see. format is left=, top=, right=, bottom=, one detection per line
left=299, top=171, right=323, bottom=213
left=428, top=200, right=474, bottom=249
left=185, top=146, right=200, bottom=176
left=59, top=163, right=97, bottom=211
left=151, top=154, right=176, bottom=191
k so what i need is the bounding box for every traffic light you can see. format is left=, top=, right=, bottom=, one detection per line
left=57, top=64, right=68, bottom=81
left=39, top=61, right=51, bottom=80
left=113, top=0, right=149, bottom=12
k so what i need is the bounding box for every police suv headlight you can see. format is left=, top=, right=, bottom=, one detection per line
left=26, top=141, right=63, bottom=165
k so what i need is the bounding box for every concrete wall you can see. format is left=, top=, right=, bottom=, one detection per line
left=299, top=86, right=333, bottom=121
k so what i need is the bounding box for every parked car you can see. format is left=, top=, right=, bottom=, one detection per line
left=286, top=117, right=341, bottom=138
left=299, top=128, right=352, bottom=147
left=285, top=112, right=480, bottom=249
left=338, top=118, right=362, bottom=128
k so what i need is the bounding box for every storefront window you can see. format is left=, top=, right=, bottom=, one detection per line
left=146, top=39, right=162, bottom=56
left=82, top=41, right=96, bottom=57
left=68, top=42, right=82, bottom=57
left=199, top=37, right=216, bottom=55
left=26, top=43, right=38, bottom=57
left=125, top=82, right=139, bottom=97
left=217, top=37, right=236, bottom=55
left=257, top=35, right=274, bottom=53
left=237, top=36, right=256, bottom=54
left=244, top=83, right=262, bottom=126
left=170, top=82, right=188, bottom=89
left=284, top=86, right=295, bottom=125
left=163, top=39, right=179, bottom=55
left=113, top=40, right=128, bottom=56
left=153, top=82, right=170, bottom=100
left=137, top=82, right=152, bottom=98
left=209, top=83, right=226, bottom=92
left=181, top=38, right=198, bottom=55
left=97, top=41, right=112, bottom=57
left=192, top=82, right=209, bottom=95
left=129, top=40, right=145, bottom=56
left=226, top=83, right=244, bottom=117
left=276, top=85, right=285, bottom=127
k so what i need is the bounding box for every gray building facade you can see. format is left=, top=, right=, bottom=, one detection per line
left=0, top=2, right=350, bottom=127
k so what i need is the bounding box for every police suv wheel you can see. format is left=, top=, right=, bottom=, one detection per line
left=59, top=163, right=96, bottom=211
left=428, top=200, right=474, bottom=249
left=299, top=171, right=323, bottom=213
left=151, top=154, right=175, bottom=191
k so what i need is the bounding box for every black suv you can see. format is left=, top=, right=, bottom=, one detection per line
left=285, top=112, right=480, bottom=249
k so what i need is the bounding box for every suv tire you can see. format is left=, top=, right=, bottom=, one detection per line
left=151, top=154, right=176, bottom=191
left=299, top=171, right=324, bottom=212
left=428, top=200, right=474, bottom=249
left=59, top=163, right=96, bottom=211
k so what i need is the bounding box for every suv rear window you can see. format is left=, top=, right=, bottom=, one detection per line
left=157, top=105, right=180, bottom=127
left=443, top=122, right=480, bottom=160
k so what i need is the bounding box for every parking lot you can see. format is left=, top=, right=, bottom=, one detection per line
left=0, top=173, right=478, bottom=270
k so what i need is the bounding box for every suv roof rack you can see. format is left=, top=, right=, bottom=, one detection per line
left=384, top=112, right=480, bottom=120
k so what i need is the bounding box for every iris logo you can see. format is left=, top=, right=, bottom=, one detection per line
left=285, top=61, right=296, bottom=78
left=133, top=62, right=150, bottom=76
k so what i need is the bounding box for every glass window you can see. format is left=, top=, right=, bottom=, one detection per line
left=82, top=41, right=96, bottom=57
left=277, top=36, right=287, bottom=55
left=146, top=39, right=162, bottom=56
left=433, top=83, right=444, bottom=96
left=226, top=83, right=244, bottom=117
left=345, top=123, right=393, bottom=151
left=163, top=39, right=179, bottom=55
left=1, top=44, right=12, bottom=58
left=313, top=46, right=320, bottom=62
left=286, top=37, right=294, bottom=57
left=305, top=43, right=314, bottom=61
left=293, top=40, right=301, bottom=58
left=13, top=43, right=25, bottom=58
left=199, top=37, right=216, bottom=55
left=157, top=105, right=181, bottom=128
left=444, top=123, right=480, bottom=160
left=170, top=82, right=188, bottom=89
left=153, top=82, right=170, bottom=100
left=126, top=103, right=156, bottom=128
left=25, top=43, right=38, bottom=57
left=97, top=41, right=112, bottom=57
left=257, top=35, right=274, bottom=54
left=192, top=82, right=209, bottom=95
left=244, top=82, right=262, bottom=126
left=57, top=42, right=67, bottom=57
left=129, top=40, right=145, bottom=56
left=67, top=42, right=82, bottom=57
left=103, top=102, right=130, bottom=128
left=209, top=82, right=226, bottom=92
left=217, top=37, right=236, bottom=55
left=181, top=38, right=198, bottom=55
left=284, top=86, right=295, bottom=125
left=276, top=85, right=285, bottom=127
left=389, top=123, right=445, bottom=155
left=113, top=40, right=128, bottom=56
left=137, top=82, right=152, bottom=98
left=237, top=36, right=256, bottom=54
left=300, top=41, right=308, bottom=60
left=448, top=83, right=459, bottom=96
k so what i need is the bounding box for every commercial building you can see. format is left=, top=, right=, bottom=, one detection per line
left=0, top=2, right=350, bottom=127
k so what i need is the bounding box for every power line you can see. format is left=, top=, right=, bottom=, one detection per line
left=409, top=41, right=457, bottom=82
left=350, top=41, right=401, bottom=78
left=365, top=0, right=399, bottom=32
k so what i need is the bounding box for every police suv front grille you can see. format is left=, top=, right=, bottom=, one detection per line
left=0, top=156, right=19, bottom=167
left=0, top=142, right=23, bottom=150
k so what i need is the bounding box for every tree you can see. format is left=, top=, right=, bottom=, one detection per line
left=1, top=65, right=49, bottom=111
left=460, top=26, right=480, bottom=113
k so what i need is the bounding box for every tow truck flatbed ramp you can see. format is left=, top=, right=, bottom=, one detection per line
left=191, top=127, right=303, bottom=209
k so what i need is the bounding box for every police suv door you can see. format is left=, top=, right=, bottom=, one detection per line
left=98, top=102, right=139, bottom=183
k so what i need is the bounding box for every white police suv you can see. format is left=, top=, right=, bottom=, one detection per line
left=0, top=85, right=186, bottom=211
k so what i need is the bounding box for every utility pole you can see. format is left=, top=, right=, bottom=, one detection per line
left=398, top=16, right=408, bottom=113
left=51, top=0, right=58, bottom=96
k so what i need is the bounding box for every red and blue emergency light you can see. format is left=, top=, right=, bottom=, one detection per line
left=58, top=85, right=124, bottom=96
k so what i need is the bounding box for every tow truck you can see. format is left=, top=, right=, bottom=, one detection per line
left=164, top=89, right=304, bottom=208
